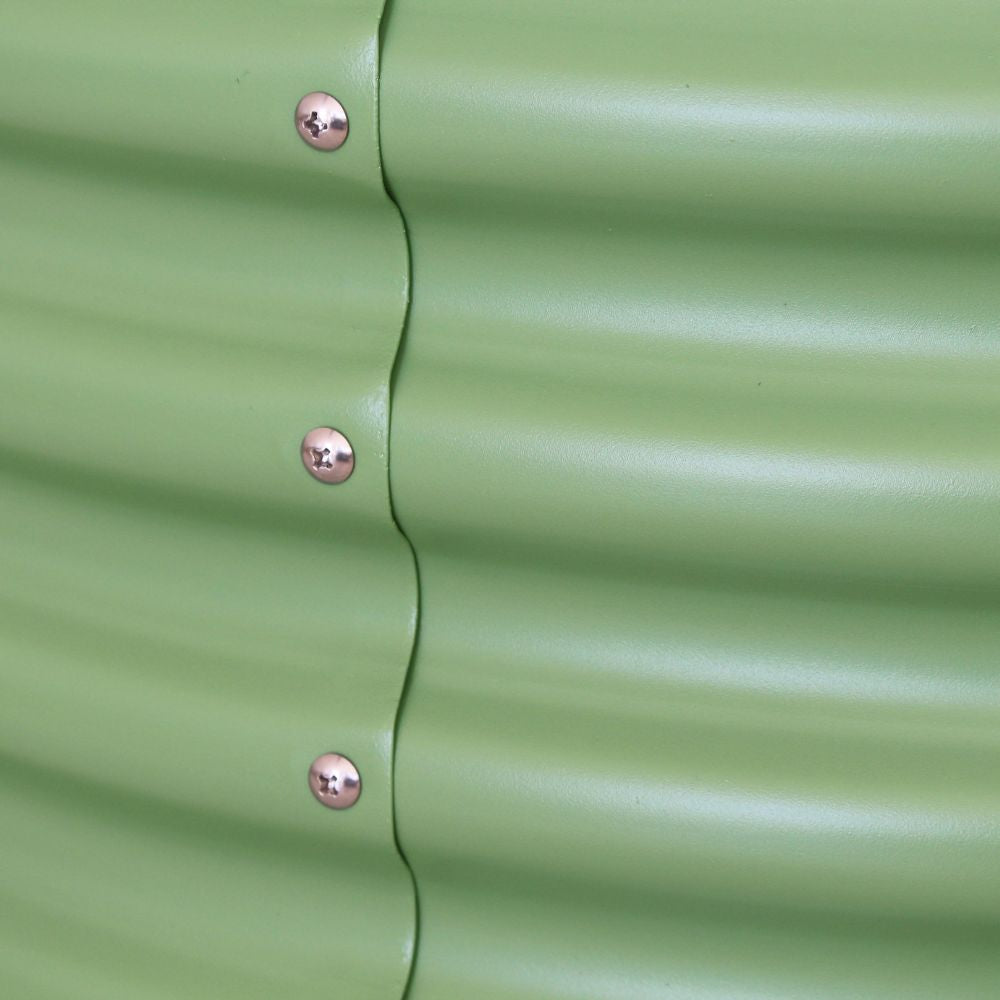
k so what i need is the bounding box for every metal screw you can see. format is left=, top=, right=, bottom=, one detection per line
left=301, top=427, right=354, bottom=484
left=295, top=92, right=349, bottom=151
left=308, top=753, right=361, bottom=809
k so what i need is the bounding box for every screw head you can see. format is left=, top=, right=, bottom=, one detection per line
left=301, top=427, right=354, bottom=484
left=308, top=753, right=361, bottom=809
left=295, top=92, right=349, bottom=151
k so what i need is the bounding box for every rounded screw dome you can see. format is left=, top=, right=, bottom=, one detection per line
left=301, top=427, right=354, bottom=484
left=308, top=753, right=361, bottom=810
left=295, top=92, right=349, bottom=151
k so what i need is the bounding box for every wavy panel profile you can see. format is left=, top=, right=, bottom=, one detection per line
left=381, top=2, right=1000, bottom=997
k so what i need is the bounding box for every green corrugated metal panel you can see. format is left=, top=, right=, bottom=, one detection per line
left=0, top=3, right=417, bottom=998
left=381, top=2, right=1000, bottom=997
left=5, top=1, right=1000, bottom=997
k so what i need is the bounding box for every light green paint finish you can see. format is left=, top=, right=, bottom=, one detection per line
left=6, top=2, right=1000, bottom=997
left=0, top=3, right=416, bottom=998
left=382, top=2, right=1000, bottom=997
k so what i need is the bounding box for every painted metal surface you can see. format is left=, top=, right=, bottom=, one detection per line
left=0, top=3, right=417, bottom=998
left=5, top=1, right=1000, bottom=997
left=381, top=2, right=1000, bottom=997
